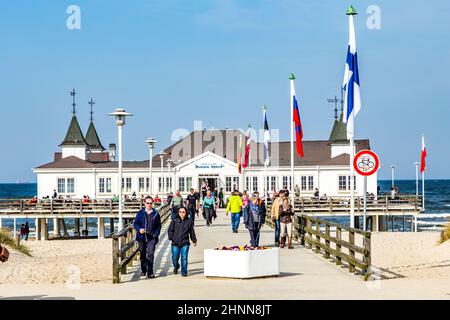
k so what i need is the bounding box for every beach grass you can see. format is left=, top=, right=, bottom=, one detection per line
left=438, top=223, right=450, bottom=244
left=0, top=228, right=32, bottom=256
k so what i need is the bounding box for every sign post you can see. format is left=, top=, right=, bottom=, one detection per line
left=353, top=150, right=380, bottom=231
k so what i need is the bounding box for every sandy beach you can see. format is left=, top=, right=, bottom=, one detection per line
left=0, top=239, right=112, bottom=284
left=0, top=214, right=449, bottom=299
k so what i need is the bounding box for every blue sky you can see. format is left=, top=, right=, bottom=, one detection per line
left=0, top=0, right=449, bottom=182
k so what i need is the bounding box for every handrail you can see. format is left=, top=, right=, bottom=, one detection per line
left=296, top=214, right=371, bottom=280
left=111, top=203, right=171, bottom=284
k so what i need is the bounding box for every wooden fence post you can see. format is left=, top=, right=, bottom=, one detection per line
left=112, top=237, right=120, bottom=284
left=315, top=221, right=321, bottom=253
left=336, top=226, right=342, bottom=266
left=306, top=218, right=312, bottom=249
left=348, top=230, right=356, bottom=274
left=325, top=224, right=330, bottom=259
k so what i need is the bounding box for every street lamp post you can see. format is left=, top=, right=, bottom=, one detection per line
left=167, top=158, right=174, bottom=193
left=109, top=108, right=132, bottom=231
left=414, top=162, right=419, bottom=198
left=390, top=164, right=395, bottom=189
left=145, top=138, right=157, bottom=196
left=159, top=152, right=167, bottom=197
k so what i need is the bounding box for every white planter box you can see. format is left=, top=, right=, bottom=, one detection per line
left=204, top=248, right=280, bottom=279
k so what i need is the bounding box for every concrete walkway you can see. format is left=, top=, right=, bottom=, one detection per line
left=1, top=209, right=450, bottom=299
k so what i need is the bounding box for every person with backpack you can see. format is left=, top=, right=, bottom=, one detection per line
left=168, top=207, right=197, bottom=277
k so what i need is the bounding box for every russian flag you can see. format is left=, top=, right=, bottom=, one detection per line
left=290, top=75, right=304, bottom=157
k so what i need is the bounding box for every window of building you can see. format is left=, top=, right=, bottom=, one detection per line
left=57, top=178, right=65, bottom=194
left=282, top=176, right=292, bottom=191
left=146, top=178, right=150, bottom=193
left=338, top=176, right=356, bottom=191
left=225, top=177, right=232, bottom=192
left=178, top=177, right=186, bottom=192
left=244, top=177, right=258, bottom=192
left=232, top=177, right=240, bottom=191
left=252, top=177, right=258, bottom=192
left=186, top=177, right=192, bottom=190
left=301, top=176, right=314, bottom=191
left=122, top=177, right=132, bottom=193
left=166, top=177, right=172, bottom=192
left=265, top=176, right=277, bottom=193
left=158, top=177, right=163, bottom=193
left=99, top=178, right=112, bottom=194
left=138, top=178, right=145, bottom=193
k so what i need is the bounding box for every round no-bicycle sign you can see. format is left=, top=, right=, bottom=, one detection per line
left=353, top=149, right=380, bottom=176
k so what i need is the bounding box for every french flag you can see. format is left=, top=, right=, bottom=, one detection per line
left=290, top=75, right=304, bottom=157
left=420, top=135, right=427, bottom=173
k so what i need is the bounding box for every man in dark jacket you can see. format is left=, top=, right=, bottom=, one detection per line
left=167, top=207, right=197, bottom=277
left=133, top=196, right=161, bottom=278
left=243, top=192, right=266, bottom=247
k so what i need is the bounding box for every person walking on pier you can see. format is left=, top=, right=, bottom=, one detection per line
left=244, top=192, right=266, bottom=247
left=202, top=190, right=216, bottom=227
left=170, top=190, right=184, bottom=221
left=279, top=198, right=294, bottom=249
left=270, top=191, right=285, bottom=246
left=168, top=207, right=197, bottom=277
left=185, top=188, right=199, bottom=222
left=218, top=188, right=225, bottom=208
left=133, top=196, right=161, bottom=279
left=226, top=190, right=243, bottom=233
left=241, top=190, right=250, bottom=222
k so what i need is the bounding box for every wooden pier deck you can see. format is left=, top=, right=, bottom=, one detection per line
left=1, top=208, right=449, bottom=300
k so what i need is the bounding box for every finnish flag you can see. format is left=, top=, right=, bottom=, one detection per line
left=342, top=14, right=361, bottom=140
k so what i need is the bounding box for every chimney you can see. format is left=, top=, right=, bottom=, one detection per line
left=109, top=143, right=116, bottom=161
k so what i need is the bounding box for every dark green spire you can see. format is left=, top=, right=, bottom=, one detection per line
left=85, top=121, right=105, bottom=151
left=329, top=112, right=349, bottom=144
left=59, top=114, right=88, bottom=146
left=346, top=5, right=357, bottom=15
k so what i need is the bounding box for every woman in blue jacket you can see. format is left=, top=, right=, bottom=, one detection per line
left=243, top=192, right=266, bottom=247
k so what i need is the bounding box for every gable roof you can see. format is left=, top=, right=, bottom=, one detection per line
left=37, top=129, right=370, bottom=170
left=36, top=156, right=95, bottom=169
left=59, top=114, right=88, bottom=147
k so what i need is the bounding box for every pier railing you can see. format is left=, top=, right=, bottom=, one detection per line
left=265, top=199, right=371, bottom=280
left=0, top=198, right=160, bottom=216
left=297, top=215, right=371, bottom=280
left=0, top=195, right=421, bottom=217
left=111, top=203, right=170, bottom=284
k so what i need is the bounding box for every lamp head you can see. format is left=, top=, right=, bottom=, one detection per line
left=145, top=137, right=157, bottom=149
left=109, top=108, right=133, bottom=126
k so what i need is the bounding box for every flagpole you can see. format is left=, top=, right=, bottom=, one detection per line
left=248, top=124, right=252, bottom=192
left=422, top=134, right=425, bottom=211
left=263, top=106, right=269, bottom=203
left=350, top=136, right=355, bottom=228
left=290, top=74, right=295, bottom=205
